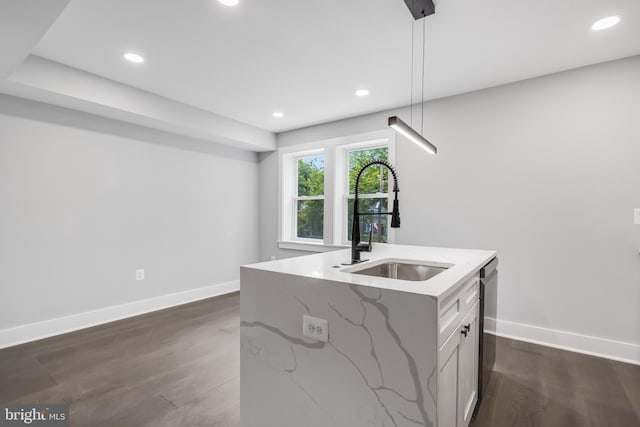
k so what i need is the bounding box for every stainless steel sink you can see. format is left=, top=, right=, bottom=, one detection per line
left=349, top=261, right=448, bottom=281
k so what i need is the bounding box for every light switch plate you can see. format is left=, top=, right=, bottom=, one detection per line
left=634, top=208, right=640, bottom=225
left=303, top=315, right=328, bottom=342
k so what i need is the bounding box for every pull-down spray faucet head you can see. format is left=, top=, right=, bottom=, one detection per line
left=391, top=190, right=401, bottom=228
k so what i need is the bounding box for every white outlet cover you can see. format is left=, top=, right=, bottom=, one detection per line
left=303, top=315, right=328, bottom=342
left=634, top=208, right=640, bottom=225
left=136, top=269, right=145, bottom=280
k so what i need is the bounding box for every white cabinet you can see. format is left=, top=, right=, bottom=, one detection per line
left=437, top=298, right=480, bottom=427
left=457, top=301, right=479, bottom=426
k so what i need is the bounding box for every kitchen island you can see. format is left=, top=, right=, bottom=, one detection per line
left=240, top=244, right=496, bottom=427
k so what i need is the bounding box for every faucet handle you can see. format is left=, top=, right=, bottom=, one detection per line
left=355, top=230, right=373, bottom=253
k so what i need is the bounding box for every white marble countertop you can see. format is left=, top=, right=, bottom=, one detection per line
left=243, top=244, right=496, bottom=299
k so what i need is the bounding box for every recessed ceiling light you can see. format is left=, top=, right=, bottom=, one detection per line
left=355, top=89, right=370, bottom=97
left=591, top=15, right=621, bottom=31
left=218, top=0, right=239, bottom=6
left=123, top=52, right=144, bottom=63
left=272, top=112, right=284, bottom=118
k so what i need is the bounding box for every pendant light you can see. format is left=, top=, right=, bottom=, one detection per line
left=389, top=0, right=438, bottom=155
left=388, top=116, right=437, bottom=154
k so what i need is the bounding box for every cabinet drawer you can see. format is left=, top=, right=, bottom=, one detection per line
left=438, top=274, right=479, bottom=349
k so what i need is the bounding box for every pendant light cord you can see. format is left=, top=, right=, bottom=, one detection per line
left=410, top=20, right=414, bottom=127
left=421, top=16, right=426, bottom=135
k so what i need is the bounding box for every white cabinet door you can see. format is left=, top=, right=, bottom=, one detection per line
left=457, top=301, right=479, bottom=427
left=438, top=322, right=461, bottom=427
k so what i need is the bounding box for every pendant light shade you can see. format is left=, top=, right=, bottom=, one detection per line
left=388, top=116, right=437, bottom=155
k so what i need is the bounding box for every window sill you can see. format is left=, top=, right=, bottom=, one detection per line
left=277, top=240, right=349, bottom=253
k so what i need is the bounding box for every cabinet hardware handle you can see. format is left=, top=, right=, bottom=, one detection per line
left=461, top=329, right=468, bottom=337
left=464, top=324, right=471, bottom=332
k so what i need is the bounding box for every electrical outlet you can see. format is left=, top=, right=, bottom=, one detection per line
left=303, top=315, right=328, bottom=342
left=270, top=255, right=277, bottom=261
left=635, top=208, right=640, bottom=225
left=136, top=269, right=145, bottom=281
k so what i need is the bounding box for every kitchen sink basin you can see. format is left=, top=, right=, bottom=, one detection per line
left=348, top=261, right=449, bottom=281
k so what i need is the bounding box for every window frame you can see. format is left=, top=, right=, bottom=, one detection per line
left=278, top=130, right=396, bottom=252
left=292, top=152, right=325, bottom=243
left=336, top=141, right=393, bottom=247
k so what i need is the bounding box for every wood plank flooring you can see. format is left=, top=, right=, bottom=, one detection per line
left=1, top=293, right=638, bottom=426
left=472, top=336, right=640, bottom=427
left=0, top=293, right=240, bottom=427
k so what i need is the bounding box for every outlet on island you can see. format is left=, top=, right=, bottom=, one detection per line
left=303, top=315, right=328, bottom=342
left=136, top=269, right=145, bottom=281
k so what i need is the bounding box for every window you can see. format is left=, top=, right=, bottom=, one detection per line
left=279, top=131, right=395, bottom=251
left=345, top=146, right=389, bottom=244
left=295, top=155, right=324, bottom=240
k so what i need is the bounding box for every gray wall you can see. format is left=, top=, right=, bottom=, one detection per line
left=260, top=56, right=640, bottom=348
left=0, top=96, right=259, bottom=330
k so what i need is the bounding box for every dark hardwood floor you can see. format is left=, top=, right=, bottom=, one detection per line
left=0, top=293, right=240, bottom=427
left=1, top=293, right=638, bottom=426
left=472, top=337, right=640, bottom=427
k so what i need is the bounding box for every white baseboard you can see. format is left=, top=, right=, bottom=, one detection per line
left=0, top=280, right=240, bottom=349
left=485, top=317, right=640, bottom=366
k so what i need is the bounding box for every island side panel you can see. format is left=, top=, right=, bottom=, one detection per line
left=240, top=267, right=439, bottom=427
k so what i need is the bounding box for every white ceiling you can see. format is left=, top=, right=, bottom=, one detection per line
left=25, top=0, right=640, bottom=133
left=0, top=0, right=69, bottom=79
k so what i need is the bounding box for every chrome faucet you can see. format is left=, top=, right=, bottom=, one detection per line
left=344, top=160, right=400, bottom=265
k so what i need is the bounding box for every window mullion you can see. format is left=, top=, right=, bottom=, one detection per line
left=346, top=193, right=387, bottom=199
left=323, top=146, right=335, bottom=246
left=296, top=195, right=324, bottom=201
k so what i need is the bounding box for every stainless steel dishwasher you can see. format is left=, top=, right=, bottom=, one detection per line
left=478, top=257, right=498, bottom=404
